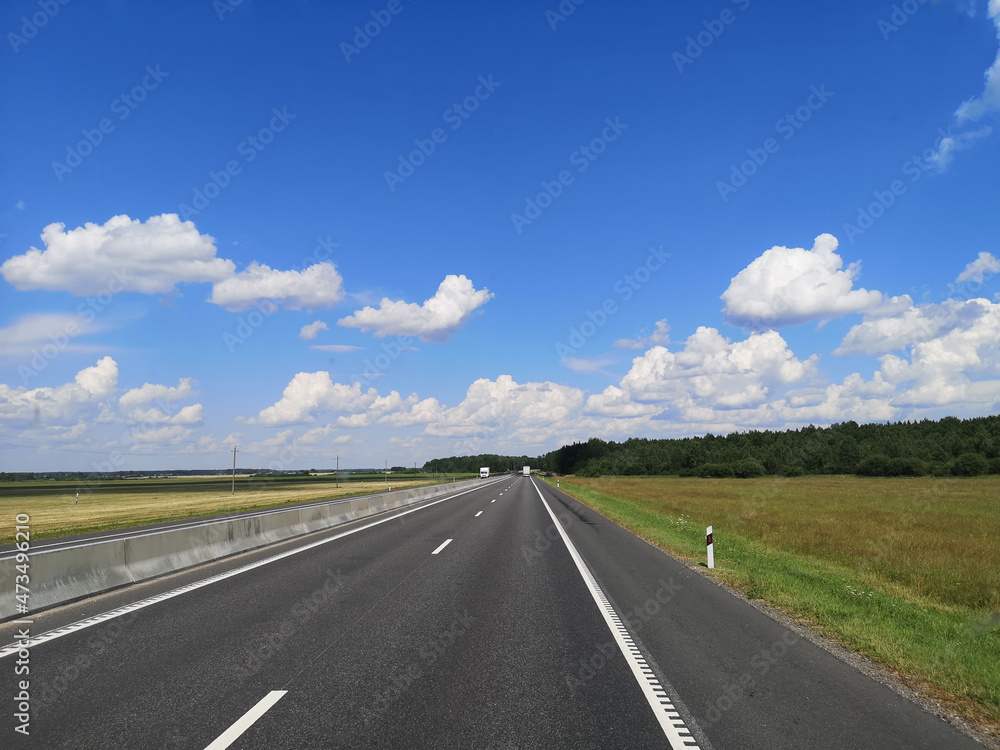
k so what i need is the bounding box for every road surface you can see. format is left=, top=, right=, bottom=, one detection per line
left=0, top=476, right=982, bottom=748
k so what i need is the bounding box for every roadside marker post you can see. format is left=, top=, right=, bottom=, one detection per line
left=706, top=526, right=714, bottom=569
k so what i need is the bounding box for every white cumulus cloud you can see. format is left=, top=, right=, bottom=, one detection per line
left=337, top=274, right=493, bottom=342
left=252, top=372, right=378, bottom=425
left=299, top=321, right=329, bottom=340
left=119, top=378, right=197, bottom=409
left=0, top=356, right=118, bottom=424
left=721, top=234, right=882, bottom=329
left=210, top=262, right=345, bottom=312
left=0, top=214, right=233, bottom=295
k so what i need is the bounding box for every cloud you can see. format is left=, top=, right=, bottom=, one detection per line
left=251, top=372, right=378, bottom=425
left=299, top=320, right=328, bottom=340
left=833, top=295, right=1000, bottom=408
left=1, top=214, right=233, bottom=295
left=119, top=378, right=197, bottom=409
left=210, top=261, right=345, bottom=312
left=955, top=0, right=1000, bottom=123
left=126, top=424, right=195, bottom=446
left=128, top=404, right=204, bottom=426
left=593, top=328, right=819, bottom=416
left=835, top=297, right=993, bottom=356
left=0, top=313, right=104, bottom=358
left=956, top=251, right=1000, bottom=284
left=721, top=234, right=882, bottom=329
left=310, top=344, right=362, bottom=353
left=337, top=274, right=493, bottom=342
left=425, top=375, right=585, bottom=439
left=560, top=356, right=615, bottom=373
left=928, top=127, right=993, bottom=170
left=0, top=356, right=118, bottom=424
left=614, top=319, right=670, bottom=349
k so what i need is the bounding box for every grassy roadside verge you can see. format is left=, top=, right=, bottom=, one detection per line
left=544, top=475, right=1000, bottom=739
left=0, top=477, right=447, bottom=544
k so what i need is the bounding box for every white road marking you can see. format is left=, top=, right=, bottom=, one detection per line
left=475, top=511, right=483, bottom=517
left=0, top=480, right=500, bottom=659
left=431, top=539, right=453, bottom=555
left=204, top=690, right=286, bottom=750
left=529, top=478, right=701, bottom=750
left=491, top=499, right=496, bottom=503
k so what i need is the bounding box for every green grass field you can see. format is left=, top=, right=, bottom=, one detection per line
left=544, top=475, right=1000, bottom=738
left=0, top=475, right=452, bottom=544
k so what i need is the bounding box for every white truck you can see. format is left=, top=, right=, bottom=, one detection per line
left=522, top=466, right=531, bottom=476
left=480, top=467, right=490, bottom=478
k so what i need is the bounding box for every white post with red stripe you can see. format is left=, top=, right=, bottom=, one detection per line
left=706, top=526, right=715, bottom=569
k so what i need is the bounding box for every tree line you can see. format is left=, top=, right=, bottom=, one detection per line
left=422, top=415, right=1000, bottom=478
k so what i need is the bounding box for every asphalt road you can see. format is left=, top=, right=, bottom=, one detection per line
left=0, top=476, right=983, bottom=749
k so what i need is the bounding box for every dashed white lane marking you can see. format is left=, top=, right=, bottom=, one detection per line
left=529, top=479, right=701, bottom=750
left=491, top=499, right=496, bottom=503
left=0, top=480, right=502, bottom=659
left=431, top=539, right=453, bottom=555
left=204, top=690, right=286, bottom=750
left=475, top=511, right=483, bottom=517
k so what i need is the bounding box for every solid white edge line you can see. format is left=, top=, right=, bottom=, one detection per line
left=529, top=478, right=701, bottom=750
left=431, top=539, right=453, bottom=555
left=204, top=690, right=287, bottom=750
left=0, top=480, right=502, bottom=659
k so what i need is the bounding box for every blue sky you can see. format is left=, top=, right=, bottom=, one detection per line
left=2, top=0, right=1000, bottom=471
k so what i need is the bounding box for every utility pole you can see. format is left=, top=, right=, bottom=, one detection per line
left=231, top=445, right=238, bottom=496
left=385, top=459, right=388, bottom=486
left=336, top=455, right=339, bottom=489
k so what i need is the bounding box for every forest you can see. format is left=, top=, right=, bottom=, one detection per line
left=424, top=415, right=1000, bottom=478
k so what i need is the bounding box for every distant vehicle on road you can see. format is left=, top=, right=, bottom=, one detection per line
left=480, top=467, right=490, bottom=478
left=523, top=466, right=531, bottom=476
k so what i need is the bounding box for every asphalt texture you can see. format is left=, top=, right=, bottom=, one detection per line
left=0, top=476, right=985, bottom=749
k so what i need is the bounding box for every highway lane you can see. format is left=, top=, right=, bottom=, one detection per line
left=0, top=477, right=679, bottom=748
left=0, top=476, right=985, bottom=748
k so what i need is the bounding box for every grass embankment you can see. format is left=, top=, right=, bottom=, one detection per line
left=0, top=476, right=445, bottom=544
left=545, top=475, right=1000, bottom=737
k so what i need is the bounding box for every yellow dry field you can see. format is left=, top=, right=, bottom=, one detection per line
left=564, top=474, right=1000, bottom=611
left=0, top=478, right=438, bottom=544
